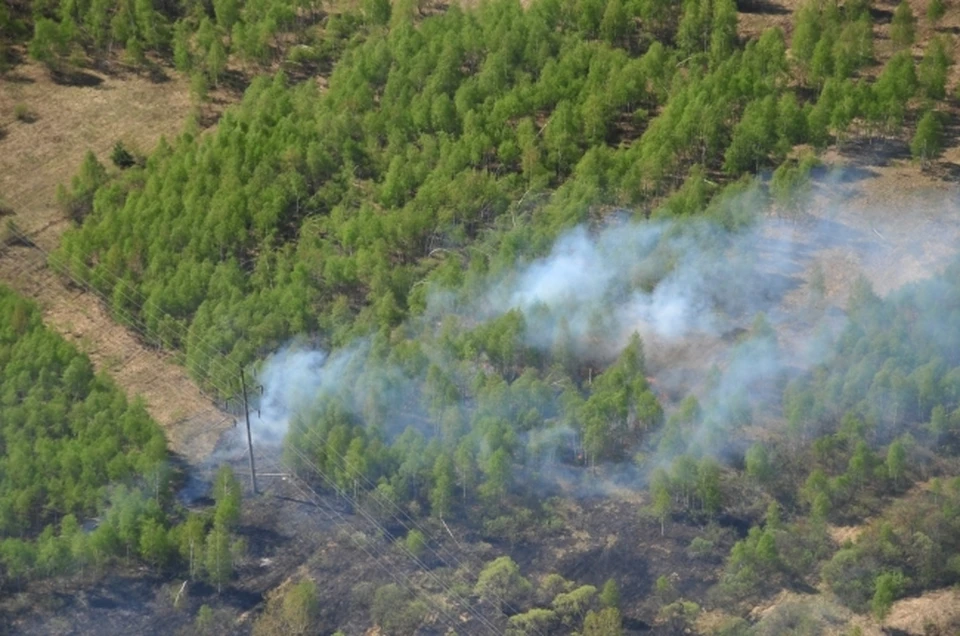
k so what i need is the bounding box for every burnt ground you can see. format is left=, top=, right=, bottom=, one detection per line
left=0, top=430, right=737, bottom=635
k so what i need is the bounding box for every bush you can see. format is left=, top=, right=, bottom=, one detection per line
left=370, top=584, right=427, bottom=635
left=13, top=103, right=34, bottom=122
left=111, top=141, right=136, bottom=169
left=475, top=556, right=532, bottom=612
left=402, top=529, right=426, bottom=559
left=912, top=111, right=945, bottom=161
left=687, top=536, right=716, bottom=560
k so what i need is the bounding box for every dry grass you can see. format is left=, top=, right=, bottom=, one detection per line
left=0, top=60, right=231, bottom=462
left=0, top=60, right=194, bottom=247
left=884, top=587, right=960, bottom=635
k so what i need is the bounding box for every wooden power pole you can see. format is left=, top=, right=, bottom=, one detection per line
left=240, top=368, right=258, bottom=494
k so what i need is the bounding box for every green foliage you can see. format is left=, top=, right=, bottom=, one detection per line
left=213, top=464, right=242, bottom=529
left=0, top=287, right=167, bottom=546
left=507, top=608, right=557, bottom=636
left=912, top=110, right=945, bottom=161
left=56, top=150, right=107, bottom=223
left=111, top=140, right=136, bottom=169
left=370, top=583, right=428, bottom=635
left=13, top=103, right=33, bottom=122
left=658, top=599, right=700, bottom=630
left=919, top=37, right=951, bottom=100
left=551, top=584, right=597, bottom=624
left=403, top=529, right=426, bottom=559
left=891, top=1, right=916, bottom=49
left=475, top=556, right=532, bottom=611
left=599, top=578, right=620, bottom=609
left=928, top=0, right=946, bottom=24
left=203, top=521, right=237, bottom=593
left=253, top=579, right=320, bottom=636
left=582, top=607, right=623, bottom=636
left=871, top=570, right=906, bottom=619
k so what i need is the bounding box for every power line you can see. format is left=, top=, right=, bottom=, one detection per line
left=0, top=235, right=506, bottom=635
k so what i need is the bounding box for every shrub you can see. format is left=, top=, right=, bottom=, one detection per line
left=14, top=103, right=33, bottom=122
left=111, top=141, right=136, bottom=169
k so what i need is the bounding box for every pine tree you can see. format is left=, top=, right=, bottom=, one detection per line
left=364, top=0, right=391, bottom=25
left=173, top=21, right=193, bottom=72
left=791, top=2, right=821, bottom=67
left=206, top=37, right=227, bottom=87
left=600, top=579, right=620, bottom=609
left=919, top=36, right=951, bottom=100
left=911, top=110, right=945, bottom=161
left=213, top=464, right=241, bottom=529
left=871, top=571, right=905, bottom=619
left=886, top=439, right=907, bottom=488
left=709, top=0, right=738, bottom=66
left=204, top=522, right=233, bottom=594
left=891, top=1, right=917, bottom=49
left=29, top=18, right=67, bottom=71
left=650, top=469, right=672, bottom=536
left=928, top=0, right=946, bottom=24
left=600, top=0, right=629, bottom=46
left=429, top=455, right=455, bottom=518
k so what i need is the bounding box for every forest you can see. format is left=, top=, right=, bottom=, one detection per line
left=3, top=0, right=960, bottom=632
left=0, top=286, right=250, bottom=605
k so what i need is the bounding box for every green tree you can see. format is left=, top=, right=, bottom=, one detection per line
left=709, top=0, right=737, bottom=66
left=204, top=522, right=234, bottom=593
left=891, top=1, right=916, bottom=49
left=871, top=570, right=905, bottom=619
left=911, top=110, right=945, bottom=162
left=213, top=0, right=239, bottom=31
left=278, top=580, right=320, bottom=636
left=599, top=0, right=629, bottom=46
left=745, top=443, right=773, bottom=484
left=403, top=529, right=427, bottom=559
left=364, top=0, right=391, bottom=25
left=885, top=439, right=907, bottom=488
left=29, top=18, right=67, bottom=71
left=508, top=608, right=558, bottom=636
left=600, top=578, right=620, bottom=609
left=919, top=37, right=951, bottom=100
left=139, top=517, right=172, bottom=570
left=928, top=0, right=946, bottom=24
left=650, top=468, right=672, bottom=536
left=213, top=464, right=242, bottom=530
left=206, top=37, right=227, bottom=87
left=430, top=454, right=455, bottom=518
left=480, top=447, right=512, bottom=505
left=791, top=2, right=820, bottom=67
left=475, top=556, right=532, bottom=611
left=583, top=607, right=622, bottom=636
left=371, top=583, right=427, bottom=635
left=173, top=20, right=193, bottom=72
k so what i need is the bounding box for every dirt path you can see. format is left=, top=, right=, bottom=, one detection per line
left=0, top=60, right=232, bottom=462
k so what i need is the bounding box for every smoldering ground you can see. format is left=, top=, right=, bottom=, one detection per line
left=213, top=182, right=960, bottom=490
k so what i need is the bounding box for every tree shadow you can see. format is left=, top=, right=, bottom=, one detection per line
left=869, top=5, right=894, bottom=23
left=146, top=63, right=171, bottom=84
left=737, top=0, right=790, bottom=15
left=50, top=68, right=104, bottom=87
left=836, top=136, right=911, bottom=167
left=2, top=70, right=34, bottom=84
left=925, top=161, right=960, bottom=182
left=810, top=164, right=880, bottom=184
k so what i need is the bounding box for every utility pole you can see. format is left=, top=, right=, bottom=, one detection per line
left=240, top=368, right=258, bottom=494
